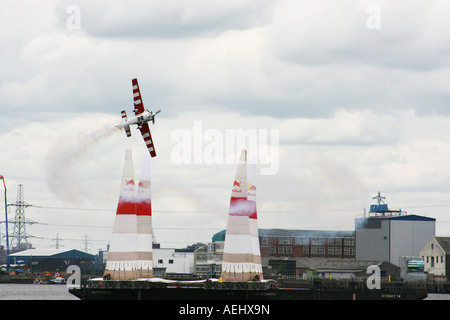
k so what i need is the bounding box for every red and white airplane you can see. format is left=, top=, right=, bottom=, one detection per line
left=117, top=78, right=161, bottom=157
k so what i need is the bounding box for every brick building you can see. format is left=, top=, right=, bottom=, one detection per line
left=259, top=229, right=355, bottom=259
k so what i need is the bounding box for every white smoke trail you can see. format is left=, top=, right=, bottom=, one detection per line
left=45, top=116, right=121, bottom=204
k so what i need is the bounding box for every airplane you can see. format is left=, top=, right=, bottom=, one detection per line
left=116, top=78, right=161, bottom=157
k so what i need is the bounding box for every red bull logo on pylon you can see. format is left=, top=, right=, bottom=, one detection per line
left=232, top=180, right=243, bottom=193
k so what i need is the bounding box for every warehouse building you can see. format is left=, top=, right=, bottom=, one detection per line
left=9, top=249, right=97, bottom=274
left=259, top=229, right=355, bottom=259
left=212, top=229, right=356, bottom=260
left=355, top=195, right=435, bottom=266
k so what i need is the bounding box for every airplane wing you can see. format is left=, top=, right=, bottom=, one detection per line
left=132, top=78, right=145, bottom=115
left=139, top=122, right=157, bottom=157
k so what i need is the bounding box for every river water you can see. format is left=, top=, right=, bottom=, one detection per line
left=425, top=293, right=450, bottom=300
left=0, top=283, right=79, bottom=300
left=0, top=283, right=448, bottom=300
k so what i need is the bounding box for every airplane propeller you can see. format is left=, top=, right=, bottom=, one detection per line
left=149, top=109, right=161, bottom=124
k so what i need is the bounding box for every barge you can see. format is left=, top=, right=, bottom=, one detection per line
left=69, top=278, right=428, bottom=300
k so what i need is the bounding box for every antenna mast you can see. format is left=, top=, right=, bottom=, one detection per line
left=372, top=191, right=386, bottom=204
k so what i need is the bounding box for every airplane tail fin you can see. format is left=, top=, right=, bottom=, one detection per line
left=121, top=110, right=132, bottom=137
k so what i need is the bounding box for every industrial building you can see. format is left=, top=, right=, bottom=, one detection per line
left=259, top=229, right=355, bottom=259
left=9, top=249, right=97, bottom=274
left=212, top=228, right=355, bottom=259
left=355, top=202, right=435, bottom=266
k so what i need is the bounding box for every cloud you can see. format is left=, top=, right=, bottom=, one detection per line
left=3, top=0, right=450, bottom=122
left=268, top=0, right=450, bottom=70
left=277, top=109, right=404, bottom=146
left=259, top=0, right=450, bottom=116
left=55, top=0, right=275, bottom=39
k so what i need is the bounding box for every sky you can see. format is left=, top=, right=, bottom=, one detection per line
left=1, top=0, right=450, bottom=253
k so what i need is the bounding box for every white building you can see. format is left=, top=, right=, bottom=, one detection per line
left=152, top=248, right=194, bottom=277
left=419, top=237, right=450, bottom=280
